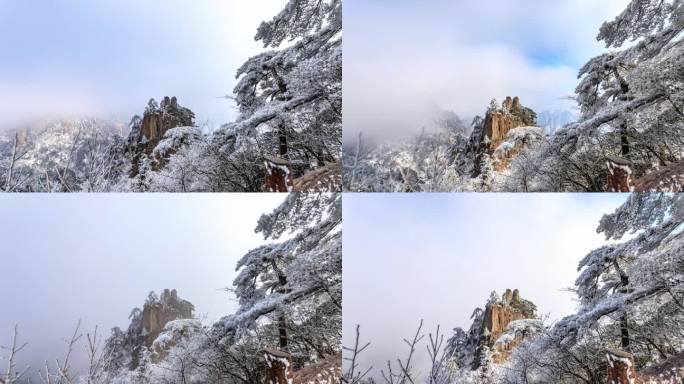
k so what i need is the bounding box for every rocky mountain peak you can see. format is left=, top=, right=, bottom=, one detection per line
left=446, top=289, right=541, bottom=371
left=102, top=289, right=195, bottom=371
left=481, top=96, right=537, bottom=151
left=133, top=97, right=195, bottom=144
left=126, top=96, right=196, bottom=177
left=481, top=289, right=538, bottom=363
left=469, top=97, right=539, bottom=176
left=139, top=289, right=194, bottom=347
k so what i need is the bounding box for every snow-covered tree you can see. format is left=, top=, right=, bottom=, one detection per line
left=0, top=120, right=127, bottom=192
left=1, top=0, right=342, bottom=193
left=528, top=0, right=684, bottom=191
left=344, top=0, right=683, bottom=192
left=179, top=192, right=342, bottom=383
left=342, top=114, right=471, bottom=192
left=204, top=0, right=342, bottom=191
left=506, top=193, right=684, bottom=383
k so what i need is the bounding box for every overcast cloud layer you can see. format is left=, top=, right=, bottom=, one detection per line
left=343, top=0, right=630, bottom=141
left=0, top=194, right=284, bottom=380
left=0, top=0, right=286, bottom=129
left=343, top=193, right=628, bottom=380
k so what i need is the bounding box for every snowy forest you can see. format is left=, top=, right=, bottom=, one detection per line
left=0, top=0, right=341, bottom=192
left=0, top=193, right=342, bottom=383
left=343, top=193, right=684, bottom=384
left=344, top=0, right=684, bottom=192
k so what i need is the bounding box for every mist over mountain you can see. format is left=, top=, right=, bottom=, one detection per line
left=536, top=109, right=577, bottom=134
left=0, top=0, right=342, bottom=193
left=344, top=0, right=684, bottom=193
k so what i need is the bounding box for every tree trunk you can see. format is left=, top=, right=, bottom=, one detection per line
left=272, top=260, right=289, bottom=349
left=279, top=124, right=288, bottom=158
left=620, top=315, right=630, bottom=351
left=278, top=314, right=288, bottom=349
left=620, top=125, right=630, bottom=158
left=614, top=259, right=631, bottom=351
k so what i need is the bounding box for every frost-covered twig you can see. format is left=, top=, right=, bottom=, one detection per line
left=3, top=133, right=30, bottom=192
left=348, top=132, right=364, bottom=190
left=43, top=319, right=83, bottom=384
left=343, top=325, right=372, bottom=384
left=1, top=325, right=29, bottom=384
left=382, top=320, right=424, bottom=384
left=427, top=325, right=452, bottom=384
left=56, top=124, right=83, bottom=192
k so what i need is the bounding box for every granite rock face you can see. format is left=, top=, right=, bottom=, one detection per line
left=480, top=289, right=539, bottom=364
left=604, top=156, right=684, bottom=192
left=139, top=289, right=194, bottom=348
left=483, top=289, right=535, bottom=346
left=470, top=97, right=538, bottom=176
left=262, top=349, right=342, bottom=384
left=448, top=289, right=540, bottom=370
left=126, top=97, right=196, bottom=176
left=634, top=159, right=684, bottom=192
left=102, top=289, right=195, bottom=370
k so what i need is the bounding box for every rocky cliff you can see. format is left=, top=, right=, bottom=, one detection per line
left=479, top=289, right=539, bottom=365
left=126, top=97, right=195, bottom=176
left=263, top=348, right=342, bottom=384
left=604, top=156, right=684, bottom=192
left=139, top=289, right=194, bottom=348
left=483, top=289, right=535, bottom=345
left=470, top=97, right=538, bottom=176
left=491, top=126, right=543, bottom=172
left=446, top=289, right=541, bottom=370
left=102, top=289, right=195, bottom=371
left=264, top=157, right=343, bottom=192
left=605, top=349, right=684, bottom=383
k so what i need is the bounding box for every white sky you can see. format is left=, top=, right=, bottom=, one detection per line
left=343, top=0, right=631, bottom=141
left=0, top=0, right=287, bottom=129
left=0, top=193, right=285, bottom=380
left=342, top=193, right=629, bottom=380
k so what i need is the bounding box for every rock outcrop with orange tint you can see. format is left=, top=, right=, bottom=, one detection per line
left=264, top=349, right=294, bottom=384
left=447, top=289, right=540, bottom=371
left=491, top=127, right=543, bottom=172
left=293, top=161, right=342, bottom=192
left=490, top=318, right=542, bottom=364
left=634, top=159, right=684, bottom=192
left=483, top=98, right=532, bottom=152
left=264, top=158, right=342, bottom=192
left=470, top=97, right=538, bottom=176
left=263, top=349, right=342, bottom=384
left=603, top=156, right=684, bottom=192
left=480, top=289, right=539, bottom=364
left=293, top=352, right=342, bottom=384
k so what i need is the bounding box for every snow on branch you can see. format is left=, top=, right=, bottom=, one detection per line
left=212, top=284, right=324, bottom=343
